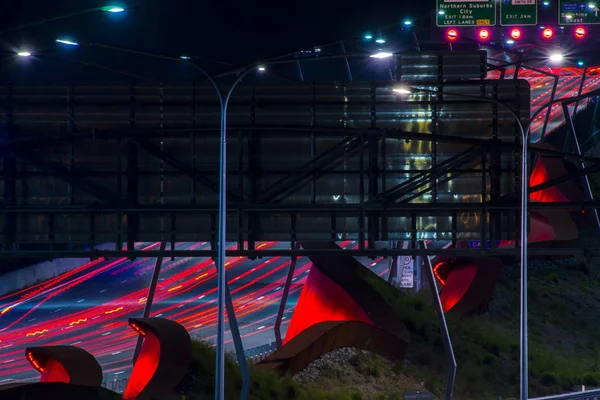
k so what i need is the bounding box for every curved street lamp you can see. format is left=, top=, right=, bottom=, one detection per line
left=396, top=85, right=600, bottom=400
left=54, top=39, right=386, bottom=400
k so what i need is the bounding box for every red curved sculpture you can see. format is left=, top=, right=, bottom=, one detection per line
left=123, top=317, right=192, bottom=400
left=433, top=143, right=583, bottom=315
left=25, top=345, right=103, bottom=386
left=259, top=241, right=410, bottom=375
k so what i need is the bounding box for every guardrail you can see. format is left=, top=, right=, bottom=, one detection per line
left=530, top=388, right=600, bottom=400
left=243, top=341, right=277, bottom=364
left=101, top=378, right=128, bottom=393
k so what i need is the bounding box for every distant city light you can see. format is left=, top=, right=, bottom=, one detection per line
left=577, top=60, right=585, bottom=67
left=549, top=53, right=564, bottom=62
left=403, top=19, right=413, bottom=26
left=364, top=34, right=373, bottom=40
left=257, top=66, right=266, bottom=71
left=370, top=52, right=393, bottom=59
left=180, top=55, right=191, bottom=60
left=101, top=6, right=125, bottom=12
left=16, top=51, right=32, bottom=57
left=56, top=39, right=79, bottom=46
left=375, top=38, right=386, bottom=44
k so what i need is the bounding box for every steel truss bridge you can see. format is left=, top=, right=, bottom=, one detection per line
left=1, top=51, right=600, bottom=260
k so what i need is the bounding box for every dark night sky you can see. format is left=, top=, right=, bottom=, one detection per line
left=0, top=0, right=431, bottom=82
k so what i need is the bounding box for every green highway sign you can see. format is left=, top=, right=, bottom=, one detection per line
left=501, top=0, right=538, bottom=26
left=436, top=0, right=496, bottom=27
left=559, top=0, right=600, bottom=24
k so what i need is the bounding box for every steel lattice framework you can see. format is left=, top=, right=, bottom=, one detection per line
left=0, top=50, right=599, bottom=259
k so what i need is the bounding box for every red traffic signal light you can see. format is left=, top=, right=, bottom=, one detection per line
left=478, top=28, right=490, bottom=41
left=542, top=27, right=554, bottom=39
left=510, top=28, right=522, bottom=40
left=574, top=26, right=587, bottom=39
left=446, top=28, right=459, bottom=41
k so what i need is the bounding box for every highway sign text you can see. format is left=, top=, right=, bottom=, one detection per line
left=559, top=0, right=600, bottom=24
left=501, top=0, right=538, bottom=26
left=437, top=0, right=497, bottom=26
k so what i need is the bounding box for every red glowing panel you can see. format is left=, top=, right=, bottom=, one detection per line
left=510, top=28, right=522, bottom=40
left=439, top=264, right=477, bottom=312
left=446, top=29, right=459, bottom=41
left=284, top=266, right=374, bottom=344
left=542, top=28, right=554, bottom=39
left=123, top=331, right=161, bottom=400
left=574, top=26, right=586, bottom=39
left=478, top=29, right=490, bottom=40
left=40, top=358, right=70, bottom=384
left=529, top=157, right=569, bottom=203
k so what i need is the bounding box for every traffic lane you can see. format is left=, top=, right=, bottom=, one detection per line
left=0, top=249, right=305, bottom=380
left=0, top=241, right=381, bottom=382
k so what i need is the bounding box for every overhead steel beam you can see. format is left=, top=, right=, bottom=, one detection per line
left=256, top=135, right=367, bottom=204
left=91, top=126, right=600, bottom=164
left=0, top=200, right=598, bottom=213
left=0, top=246, right=594, bottom=259
left=10, top=151, right=124, bottom=205
left=377, top=146, right=479, bottom=203
left=133, top=138, right=244, bottom=203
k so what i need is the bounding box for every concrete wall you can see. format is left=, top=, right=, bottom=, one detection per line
left=0, top=243, right=118, bottom=297
left=0, top=258, right=91, bottom=296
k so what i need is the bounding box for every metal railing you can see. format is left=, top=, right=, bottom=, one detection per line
left=243, top=341, right=277, bottom=364
left=530, top=387, right=600, bottom=400
left=101, top=378, right=128, bottom=393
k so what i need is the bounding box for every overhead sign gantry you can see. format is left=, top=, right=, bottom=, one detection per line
left=558, top=0, right=600, bottom=24
left=436, top=0, right=497, bottom=26
left=501, top=0, right=538, bottom=26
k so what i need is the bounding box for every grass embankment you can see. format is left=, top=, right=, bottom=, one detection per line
left=176, top=257, right=600, bottom=399
left=360, top=257, right=600, bottom=399
left=175, top=340, right=418, bottom=399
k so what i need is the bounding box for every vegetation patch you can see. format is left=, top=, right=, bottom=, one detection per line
left=358, top=258, right=600, bottom=399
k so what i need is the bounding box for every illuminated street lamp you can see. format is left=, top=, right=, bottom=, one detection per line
left=549, top=53, right=564, bottom=62
left=100, top=6, right=125, bottom=13
left=1, top=5, right=126, bottom=35
left=370, top=51, right=393, bottom=59
left=16, top=51, right=32, bottom=57
left=56, top=39, right=79, bottom=46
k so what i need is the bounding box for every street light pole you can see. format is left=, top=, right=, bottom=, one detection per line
left=0, top=5, right=125, bottom=35
left=85, top=42, right=255, bottom=400
left=397, top=85, right=529, bottom=399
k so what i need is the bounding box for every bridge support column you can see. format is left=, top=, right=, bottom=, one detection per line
left=133, top=241, right=166, bottom=363
left=274, top=243, right=300, bottom=349
left=420, top=241, right=456, bottom=400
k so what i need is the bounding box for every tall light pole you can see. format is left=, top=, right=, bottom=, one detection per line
left=0, top=5, right=125, bottom=35
left=395, top=85, right=529, bottom=399
left=54, top=39, right=392, bottom=399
